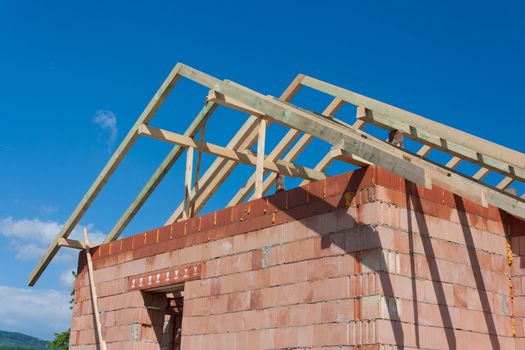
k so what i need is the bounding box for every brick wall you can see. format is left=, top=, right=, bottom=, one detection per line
left=70, top=166, right=521, bottom=349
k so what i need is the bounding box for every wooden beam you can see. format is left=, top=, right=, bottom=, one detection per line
left=446, top=156, right=462, bottom=169
left=356, top=108, right=525, bottom=184
left=254, top=118, right=266, bottom=198
left=473, top=167, right=490, bottom=181
left=417, top=145, right=432, bottom=157
left=138, top=125, right=325, bottom=181
left=183, top=147, right=194, bottom=219
left=301, top=74, right=525, bottom=171
left=165, top=74, right=306, bottom=224
left=104, top=101, right=216, bottom=243
left=207, top=90, right=264, bottom=117
left=29, top=64, right=184, bottom=286
left=177, top=64, right=525, bottom=220
left=84, top=229, right=107, bottom=350
left=228, top=97, right=344, bottom=206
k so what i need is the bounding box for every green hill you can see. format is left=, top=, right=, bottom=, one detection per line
left=0, top=330, right=47, bottom=349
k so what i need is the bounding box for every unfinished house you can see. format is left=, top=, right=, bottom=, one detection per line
left=30, top=64, right=525, bottom=349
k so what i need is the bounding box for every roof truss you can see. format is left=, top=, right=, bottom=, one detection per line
left=28, top=63, right=525, bottom=286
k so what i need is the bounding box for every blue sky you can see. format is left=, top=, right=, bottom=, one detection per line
left=0, top=0, right=524, bottom=340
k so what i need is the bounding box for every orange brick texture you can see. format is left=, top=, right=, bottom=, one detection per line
left=70, top=165, right=523, bottom=349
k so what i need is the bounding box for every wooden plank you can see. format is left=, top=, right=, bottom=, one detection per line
left=473, top=167, right=490, bottom=181
left=254, top=118, right=266, bottom=198
left=177, top=64, right=525, bottom=220
left=417, top=145, right=432, bottom=157
left=301, top=74, right=525, bottom=170
left=84, top=229, right=107, bottom=350
left=299, top=150, right=336, bottom=186
left=228, top=97, right=343, bottom=206
left=57, top=238, right=85, bottom=250
left=183, top=147, right=194, bottom=219
left=165, top=74, right=306, bottom=224
left=138, top=125, right=325, bottom=181
left=104, top=101, right=216, bottom=243
left=333, top=148, right=372, bottom=167
left=356, top=108, right=525, bottom=184
left=29, top=64, right=184, bottom=286
left=497, top=177, right=514, bottom=190
left=446, top=156, right=462, bottom=169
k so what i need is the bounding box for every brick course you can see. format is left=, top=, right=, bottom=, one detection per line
left=70, top=165, right=524, bottom=349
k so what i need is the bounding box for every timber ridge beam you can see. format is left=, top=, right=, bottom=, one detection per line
left=28, top=62, right=525, bottom=286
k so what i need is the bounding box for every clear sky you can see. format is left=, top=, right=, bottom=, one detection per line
left=0, top=0, right=524, bottom=340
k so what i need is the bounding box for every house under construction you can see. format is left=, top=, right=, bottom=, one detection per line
left=30, top=64, right=525, bottom=349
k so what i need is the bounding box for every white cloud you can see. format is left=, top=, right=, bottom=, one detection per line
left=0, top=285, right=71, bottom=340
left=0, top=216, right=104, bottom=260
left=93, top=109, right=118, bottom=151
left=59, top=269, right=76, bottom=288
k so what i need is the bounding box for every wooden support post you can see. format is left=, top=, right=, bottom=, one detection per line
left=183, top=147, right=194, bottom=219
left=191, top=124, right=206, bottom=216
left=254, top=118, right=266, bottom=199
left=497, top=177, right=514, bottom=190
left=138, top=125, right=324, bottom=181
left=84, top=228, right=107, bottom=350
left=166, top=74, right=306, bottom=224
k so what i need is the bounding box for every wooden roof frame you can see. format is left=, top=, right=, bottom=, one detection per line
left=28, top=63, right=525, bottom=286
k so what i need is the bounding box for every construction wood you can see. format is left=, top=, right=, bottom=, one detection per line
left=165, top=75, right=305, bottom=224
left=183, top=146, right=194, bottom=219
left=254, top=118, right=266, bottom=198
left=138, top=125, right=325, bottom=181
left=84, top=228, right=107, bottom=350
left=301, top=74, right=525, bottom=171
left=177, top=64, right=525, bottom=219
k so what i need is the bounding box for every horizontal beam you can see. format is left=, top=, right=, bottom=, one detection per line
left=138, top=124, right=325, bottom=181
left=58, top=238, right=86, bottom=250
